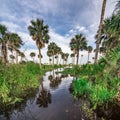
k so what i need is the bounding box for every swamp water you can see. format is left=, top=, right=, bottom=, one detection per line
left=0, top=68, right=82, bottom=120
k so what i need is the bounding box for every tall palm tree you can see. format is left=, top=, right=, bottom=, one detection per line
left=94, top=0, right=107, bottom=63
left=70, top=34, right=87, bottom=65
left=102, top=14, right=120, bottom=52
left=28, top=19, right=50, bottom=67
left=0, top=24, right=8, bottom=63
left=30, top=52, right=36, bottom=62
left=87, top=46, right=93, bottom=63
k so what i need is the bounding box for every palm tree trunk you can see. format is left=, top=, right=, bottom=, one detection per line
left=73, top=56, right=75, bottom=65
left=52, top=55, right=54, bottom=65
left=57, top=55, right=59, bottom=65
left=76, top=51, right=79, bottom=65
left=38, top=48, right=42, bottom=67
left=94, top=0, right=107, bottom=63
left=63, top=59, right=64, bottom=65
left=49, top=60, right=50, bottom=65
left=80, top=56, right=83, bottom=65
left=16, top=51, right=18, bottom=64
left=88, top=52, right=90, bottom=63
left=2, top=42, right=7, bottom=64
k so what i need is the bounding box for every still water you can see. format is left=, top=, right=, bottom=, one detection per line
left=0, top=68, right=82, bottom=120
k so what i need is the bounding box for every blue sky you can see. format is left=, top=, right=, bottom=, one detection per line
left=0, top=0, right=116, bottom=63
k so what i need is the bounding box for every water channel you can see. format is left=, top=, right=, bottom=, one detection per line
left=0, top=68, right=82, bottom=120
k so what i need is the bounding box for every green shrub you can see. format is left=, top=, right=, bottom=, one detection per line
left=73, top=78, right=92, bottom=97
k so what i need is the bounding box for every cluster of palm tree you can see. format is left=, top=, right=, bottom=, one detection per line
left=61, top=52, right=69, bottom=65
left=70, top=34, right=88, bottom=65
left=47, top=42, right=62, bottom=65
left=0, top=24, right=24, bottom=64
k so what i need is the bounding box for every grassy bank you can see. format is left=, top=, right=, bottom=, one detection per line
left=0, top=62, right=62, bottom=106
left=63, top=46, right=120, bottom=119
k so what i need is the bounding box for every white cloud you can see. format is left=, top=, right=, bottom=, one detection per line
left=0, top=21, right=21, bottom=32
left=1, top=0, right=116, bottom=64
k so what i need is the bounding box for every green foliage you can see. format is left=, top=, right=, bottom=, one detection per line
left=0, top=62, right=61, bottom=105
left=90, top=85, right=117, bottom=109
left=66, top=45, right=120, bottom=112
left=73, top=78, right=92, bottom=97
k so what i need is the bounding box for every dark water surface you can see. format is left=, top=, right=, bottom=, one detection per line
left=0, top=69, right=82, bottom=120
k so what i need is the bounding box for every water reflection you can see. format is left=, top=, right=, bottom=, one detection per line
left=0, top=68, right=82, bottom=120
left=48, top=70, right=62, bottom=90
left=36, top=83, right=51, bottom=107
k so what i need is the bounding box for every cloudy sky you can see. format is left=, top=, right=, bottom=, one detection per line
left=0, top=0, right=117, bottom=64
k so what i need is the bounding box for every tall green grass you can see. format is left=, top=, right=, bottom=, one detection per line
left=0, top=62, right=62, bottom=106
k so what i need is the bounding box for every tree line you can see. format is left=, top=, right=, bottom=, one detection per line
left=0, top=0, right=119, bottom=67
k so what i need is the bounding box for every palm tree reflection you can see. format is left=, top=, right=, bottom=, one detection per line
left=48, top=70, right=62, bottom=90
left=36, top=83, right=51, bottom=108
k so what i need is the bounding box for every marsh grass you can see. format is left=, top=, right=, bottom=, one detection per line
left=0, top=62, right=62, bottom=106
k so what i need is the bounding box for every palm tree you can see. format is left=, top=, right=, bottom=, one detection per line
left=28, top=19, right=50, bottom=67
left=80, top=54, right=83, bottom=65
left=99, top=47, right=105, bottom=56
left=30, top=52, right=36, bottom=62
left=55, top=55, right=58, bottom=65
left=48, top=42, right=57, bottom=65
left=87, top=46, right=93, bottom=63
left=9, top=54, right=15, bottom=63
left=47, top=50, right=52, bottom=65
left=94, top=0, right=107, bottom=63
left=61, top=52, right=65, bottom=65
left=0, top=24, right=8, bottom=63
left=101, top=14, right=120, bottom=53
left=70, top=53, right=75, bottom=64
left=70, top=34, right=87, bottom=65
left=115, top=0, right=120, bottom=13
left=64, top=53, right=69, bottom=65
left=55, top=46, right=61, bottom=65
left=8, top=33, right=23, bottom=64
left=19, top=52, right=25, bottom=62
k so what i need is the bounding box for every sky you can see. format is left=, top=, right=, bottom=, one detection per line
left=0, top=0, right=117, bottom=64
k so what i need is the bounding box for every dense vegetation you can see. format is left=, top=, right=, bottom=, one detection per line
left=63, top=1, right=120, bottom=119
left=0, top=62, right=62, bottom=106
left=0, top=0, right=119, bottom=119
